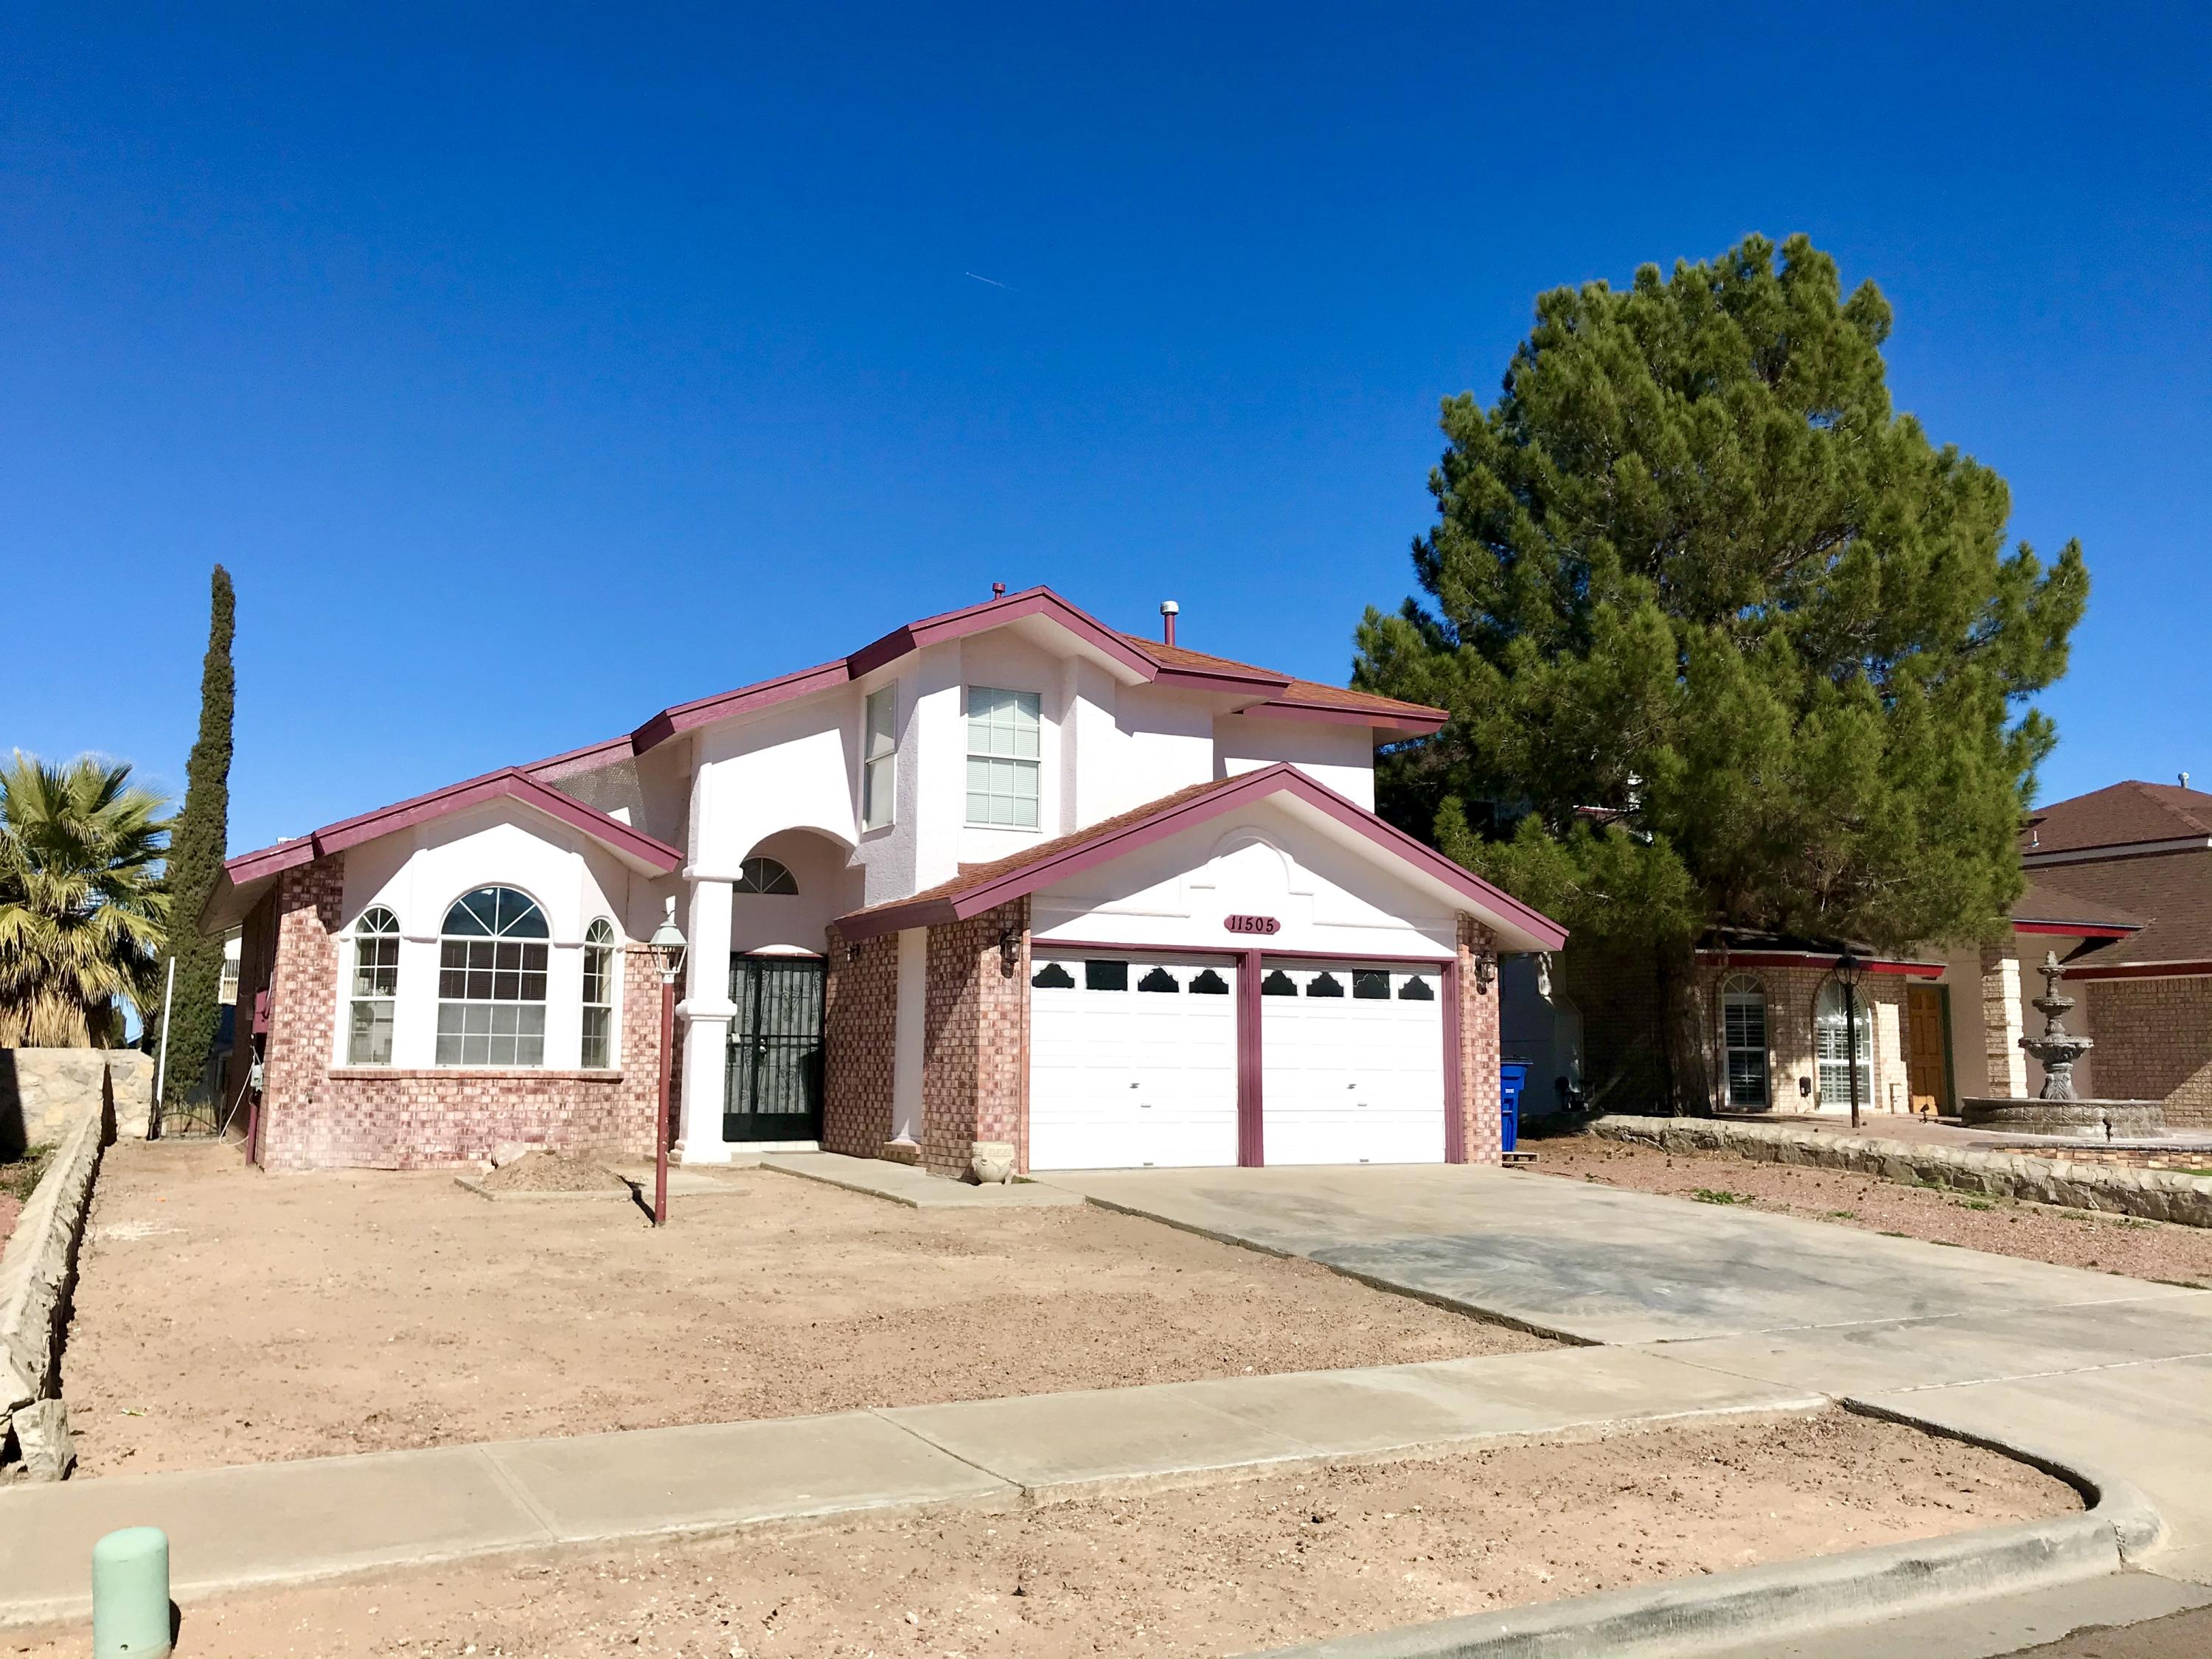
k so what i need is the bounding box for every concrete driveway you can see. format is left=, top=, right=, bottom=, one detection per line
left=1053, top=1164, right=2212, bottom=1586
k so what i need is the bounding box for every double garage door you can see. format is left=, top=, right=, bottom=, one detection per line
left=1027, top=952, right=1446, bottom=1171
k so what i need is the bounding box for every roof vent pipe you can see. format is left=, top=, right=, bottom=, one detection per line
left=992, top=582, right=1006, bottom=599
left=2184, top=772, right=2193, bottom=790
left=1160, top=599, right=1179, bottom=647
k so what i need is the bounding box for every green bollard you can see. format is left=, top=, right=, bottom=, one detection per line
left=91, top=1526, right=172, bottom=1658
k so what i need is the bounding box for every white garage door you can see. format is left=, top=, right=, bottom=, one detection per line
left=1028, top=953, right=1240, bottom=1170
left=1260, top=963, right=1446, bottom=1165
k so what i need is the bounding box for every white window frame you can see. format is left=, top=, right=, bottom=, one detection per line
left=1815, top=981, right=1873, bottom=1111
left=346, top=907, right=401, bottom=1066
left=435, top=886, right=550, bottom=1068
left=581, top=917, right=619, bottom=1070
left=862, top=686, right=897, bottom=831
left=965, top=686, right=1041, bottom=829
left=1719, top=973, right=1768, bottom=1109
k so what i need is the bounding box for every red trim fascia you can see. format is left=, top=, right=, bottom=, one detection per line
left=2063, top=959, right=2212, bottom=981
left=1696, top=949, right=1944, bottom=979
left=1150, top=664, right=1294, bottom=698
left=223, top=768, right=682, bottom=882
left=1237, top=947, right=1264, bottom=1166
left=1225, top=700, right=1449, bottom=736
left=631, top=658, right=851, bottom=753
left=1032, top=937, right=1453, bottom=965
left=1443, top=955, right=1465, bottom=1164
left=849, top=587, right=1162, bottom=683
left=838, top=765, right=1567, bottom=950
left=2012, top=921, right=2138, bottom=939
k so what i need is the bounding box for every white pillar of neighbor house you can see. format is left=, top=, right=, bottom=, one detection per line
left=675, top=871, right=737, bottom=1163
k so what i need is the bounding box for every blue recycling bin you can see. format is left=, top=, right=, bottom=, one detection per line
left=1499, top=1061, right=1528, bottom=1152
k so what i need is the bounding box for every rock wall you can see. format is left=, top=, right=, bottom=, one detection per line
left=1, top=1048, right=151, bottom=1157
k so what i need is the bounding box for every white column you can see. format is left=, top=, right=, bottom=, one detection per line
left=674, top=873, right=736, bottom=1162
left=891, top=927, right=928, bottom=1144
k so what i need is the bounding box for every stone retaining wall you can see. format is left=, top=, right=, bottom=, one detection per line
left=1, top=1048, right=150, bottom=1156
left=0, top=1062, right=116, bottom=1479
left=1590, top=1114, right=2212, bottom=1229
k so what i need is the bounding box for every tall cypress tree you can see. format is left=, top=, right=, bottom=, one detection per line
left=1356, top=235, right=2086, bottom=1055
left=159, top=566, right=236, bottom=1108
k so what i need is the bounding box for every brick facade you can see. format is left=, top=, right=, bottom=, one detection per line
left=2088, top=975, right=2212, bottom=1130
left=248, top=851, right=666, bottom=1172
left=1456, top=916, right=1503, bottom=1166
left=1684, top=961, right=1910, bottom=1117
left=821, top=923, right=898, bottom=1158
left=919, top=899, right=1031, bottom=1179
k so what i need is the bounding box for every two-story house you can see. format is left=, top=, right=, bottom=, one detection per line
left=204, top=587, right=1565, bottom=1178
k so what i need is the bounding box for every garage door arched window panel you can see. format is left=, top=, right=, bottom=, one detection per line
left=347, top=906, right=400, bottom=1065
left=1032, top=961, right=1075, bottom=990
left=1814, top=981, right=1872, bottom=1111
left=966, top=686, right=1042, bottom=828
left=1720, top=973, right=1769, bottom=1108
left=435, top=886, right=549, bottom=1067
left=735, top=858, right=798, bottom=896
left=1083, top=959, right=1129, bottom=992
left=1261, top=970, right=1298, bottom=996
left=1304, top=972, right=1345, bottom=998
left=580, top=918, right=619, bottom=1070
left=1189, top=969, right=1230, bottom=995
left=1137, top=966, right=1180, bottom=992
left=1397, top=975, right=1436, bottom=1001
left=1352, top=970, right=1391, bottom=1001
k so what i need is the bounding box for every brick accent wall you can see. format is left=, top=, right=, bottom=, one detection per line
left=1684, top=961, right=1911, bottom=1116
left=1456, top=916, right=1502, bottom=1165
left=252, top=851, right=665, bottom=1172
left=1979, top=944, right=2028, bottom=1096
left=2089, top=975, right=2212, bottom=1130
left=821, top=923, right=897, bottom=1158
left=919, top=900, right=1030, bottom=1179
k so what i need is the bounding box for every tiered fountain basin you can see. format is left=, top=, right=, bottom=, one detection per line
left=1957, top=1096, right=2167, bottom=1140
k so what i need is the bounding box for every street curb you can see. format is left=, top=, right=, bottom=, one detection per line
left=1248, top=1407, right=2154, bottom=1659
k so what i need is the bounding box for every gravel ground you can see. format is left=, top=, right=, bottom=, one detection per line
left=1531, top=1134, right=2212, bottom=1285
left=63, top=1140, right=1545, bottom=1475
left=7, top=1410, right=2074, bottom=1658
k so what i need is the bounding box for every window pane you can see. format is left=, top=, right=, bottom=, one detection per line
left=348, top=999, right=393, bottom=1066
left=1083, top=959, right=1129, bottom=992
left=1306, top=972, right=1344, bottom=998
left=1189, top=969, right=1230, bottom=995
left=1136, top=966, right=1179, bottom=992
left=582, top=1007, right=611, bottom=1069
left=1352, top=970, right=1390, bottom=1000
left=1031, top=961, right=1074, bottom=989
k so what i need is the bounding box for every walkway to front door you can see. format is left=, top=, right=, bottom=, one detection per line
left=725, top=954, right=825, bottom=1143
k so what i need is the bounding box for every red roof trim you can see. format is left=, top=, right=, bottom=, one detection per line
left=848, top=588, right=1161, bottom=684
left=836, top=764, right=1568, bottom=949
left=1696, top=949, right=1946, bottom=979
left=2012, top=920, right=2139, bottom=939
left=2062, top=959, right=2212, bottom=982
left=630, top=658, right=851, bottom=752
left=223, top=768, right=682, bottom=882
left=1228, top=700, right=1450, bottom=737
left=1151, top=664, right=1295, bottom=697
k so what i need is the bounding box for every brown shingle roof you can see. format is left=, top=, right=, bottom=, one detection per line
left=1118, top=634, right=1446, bottom=723
left=2013, top=869, right=2146, bottom=932
left=2025, top=781, right=2212, bottom=856
left=2031, top=849, right=2212, bottom=970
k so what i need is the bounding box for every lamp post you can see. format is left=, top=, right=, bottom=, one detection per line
left=1834, top=947, right=1867, bottom=1130
left=647, top=897, right=688, bottom=1228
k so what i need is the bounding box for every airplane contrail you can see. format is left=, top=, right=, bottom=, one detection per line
left=964, top=271, right=1012, bottom=289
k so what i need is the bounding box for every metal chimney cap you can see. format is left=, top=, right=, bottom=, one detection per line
left=1160, top=599, right=1180, bottom=614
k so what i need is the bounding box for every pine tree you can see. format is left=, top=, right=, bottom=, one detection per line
left=1357, top=234, right=2086, bottom=970
left=159, top=566, right=236, bottom=1109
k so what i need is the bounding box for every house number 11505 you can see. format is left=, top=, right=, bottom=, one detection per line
left=1223, top=914, right=1281, bottom=935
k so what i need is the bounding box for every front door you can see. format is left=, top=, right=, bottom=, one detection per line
left=1905, top=983, right=1952, bottom=1117
left=725, top=955, right=825, bottom=1144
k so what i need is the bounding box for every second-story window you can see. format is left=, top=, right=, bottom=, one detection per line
left=862, top=686, right=897, bottom=830
left=966, top=686, right=1040, bottom=828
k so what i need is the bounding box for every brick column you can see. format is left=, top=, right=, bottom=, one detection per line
left=257, top=855, right=347, bottom=1169
left=1455, top=915, right=1502, bottom=1166
left=1979, top=942, right=2027, bottom=1097
left=821, top=924, right=897, bottom=1158
left=920, top=898, right=1030, bottom=1178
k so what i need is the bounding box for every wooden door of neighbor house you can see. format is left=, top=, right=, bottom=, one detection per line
left=1905, top=983, right=1951, bottom=1116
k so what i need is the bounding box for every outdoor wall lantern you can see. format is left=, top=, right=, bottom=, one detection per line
left=647, top=898, right=688, bottom=1228
left=1833, top=947, right=1868, bottom=1130
left=1472, top=953, right=1495, bottom=995
left=998, top=922, right=1022, bottom=977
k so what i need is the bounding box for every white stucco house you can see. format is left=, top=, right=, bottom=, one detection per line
left=205, top=586, right=1564, bottom=1178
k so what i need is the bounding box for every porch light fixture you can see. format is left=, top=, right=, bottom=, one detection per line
left=648, top=898, right=687, bottom=1227
left=1472, top=952, right=1495, bottom=995
left=998, top=922, right=1021, bottom=976
left=1833, top=947, right=1867, bottom=1130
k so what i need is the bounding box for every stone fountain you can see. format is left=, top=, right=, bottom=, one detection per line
left=1959, top=952, right=2165, bottom=1139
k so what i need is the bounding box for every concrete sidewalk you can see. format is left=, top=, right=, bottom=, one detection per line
left=0, top=1345, right=1815, bottom=1628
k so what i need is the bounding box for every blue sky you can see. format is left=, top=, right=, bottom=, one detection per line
left=4, top=3, right=2206, bottom=854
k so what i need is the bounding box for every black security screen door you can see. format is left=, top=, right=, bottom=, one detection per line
left=724, top=955, right=826, bottom=1142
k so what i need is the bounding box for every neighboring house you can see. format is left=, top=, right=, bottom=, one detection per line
left=1516, top=778, right=2208, bottom=1131
left=203, top=587, right=1565, bottom=1176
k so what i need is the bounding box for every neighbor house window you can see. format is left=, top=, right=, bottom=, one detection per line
left=1814, top=981, right=1872, bottom=1111
left=347, top=907, right=400, bottom=1065
left=1720, top=974, right=1768, bottom=1108
left=966, top=686, right=1040, bottom=827
left=436, top=886, right=549, bottom=1066
left=581, top=918, right=618, bottom=1070
left=862, top=686, right=897, bottom=830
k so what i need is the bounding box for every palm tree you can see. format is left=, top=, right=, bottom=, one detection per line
left=0, top=754, right=172, bottom=1048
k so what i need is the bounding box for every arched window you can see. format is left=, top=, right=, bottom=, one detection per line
left=1815, top=981, right=1873, bottom=1112
left=581, top=919, right=618, bottom=1070
left=735, top=858, right=798, bottom=895
left=437, top=886, right=549, bottom=1067
left=1719, top=973, right=1768, bottom=1109
left=347, top=907, right=400, bottom=1065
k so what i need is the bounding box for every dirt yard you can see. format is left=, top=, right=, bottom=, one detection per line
left=9, top=1409, right=2073, bottom=1658
left=63, top=1141, right=1545, bottom=1476
left=1533, top=1134, right=2212, bottom=1286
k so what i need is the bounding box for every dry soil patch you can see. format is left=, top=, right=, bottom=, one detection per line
left=9, top=1409, right=2073, bottom=1658
left=1534, top=1133, right=2212, bottom=1285
left=63, top=1141, right=1544, bottom=1475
